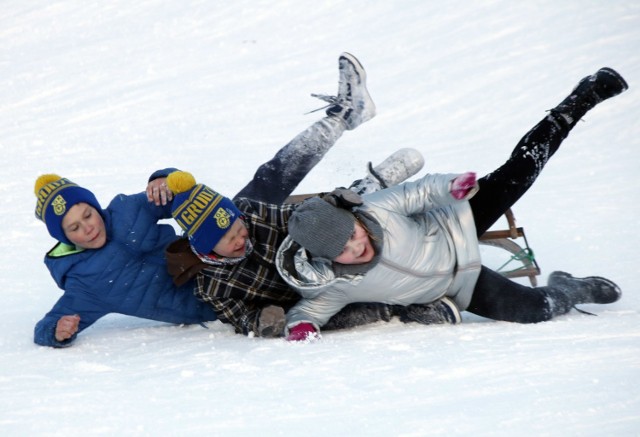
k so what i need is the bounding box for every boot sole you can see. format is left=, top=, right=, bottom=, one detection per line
left=599, top=67, right=629, bottom=92
left=339, top=52, right=376, bottom=122
left=370, top=148, right=425, bottom=187
left=340, top=52, right=367, bottom=82
left=440, top=297, right=462, bottom=324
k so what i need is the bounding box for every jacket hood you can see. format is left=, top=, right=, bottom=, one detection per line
left=276, top=236, right=363, bottom=298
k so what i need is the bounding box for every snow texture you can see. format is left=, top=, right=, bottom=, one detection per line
left=1, top=1, right=639, bottom=436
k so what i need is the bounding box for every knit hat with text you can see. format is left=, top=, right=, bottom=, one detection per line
left=34, top=174, right=102, bottom=245
left=167, top=171, right=242, bottom=254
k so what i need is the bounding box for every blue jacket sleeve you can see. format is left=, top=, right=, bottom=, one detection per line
left=33, top=292, right=109, bottom=348
left=148, top=168, right=179, bottom=182
left=34, top=315, right=74, bottom=348
left=108, top=190, right=175, bottom=225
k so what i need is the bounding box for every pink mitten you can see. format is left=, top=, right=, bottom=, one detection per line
left=286, top=323, right=318, bottom=342
left=450, top=172, right=478, bottom=200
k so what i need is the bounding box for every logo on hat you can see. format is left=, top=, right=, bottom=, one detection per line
left=52, top=195, right=67, bottom=216
left=34, top=174, right=103, bottom=245
left=214, top=208, right=232, bottom=229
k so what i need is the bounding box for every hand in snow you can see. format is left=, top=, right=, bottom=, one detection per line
left=146, top=177, right=173, bottom=206
left=257, top=305, right=286, bottom=338
left=450, top=172, right=479, bottom=200
left=55, top=315, right=81, bottom=342
left=286, top=323, right=319, bottom=342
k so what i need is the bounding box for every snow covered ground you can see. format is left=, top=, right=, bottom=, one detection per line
left=1, top=1, right=639, bottom=435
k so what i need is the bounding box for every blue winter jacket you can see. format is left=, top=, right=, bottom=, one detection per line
left=34, top=169, right=217, bottom=347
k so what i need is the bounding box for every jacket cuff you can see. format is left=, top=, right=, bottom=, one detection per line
left=148, top=167, right=179, bottom=183
left=35, top=321, right=76, bottom=348
left=285, top=320, right=321, bottom=335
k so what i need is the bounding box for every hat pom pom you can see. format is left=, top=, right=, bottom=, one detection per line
left=167, top=171, right=197, bottom=194
left=34, top=174, right=62, bottom=196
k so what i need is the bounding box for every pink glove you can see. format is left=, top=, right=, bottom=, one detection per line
left=450, top=172, right=478, bottom=200
left=286, top=323, right=318, bottom=342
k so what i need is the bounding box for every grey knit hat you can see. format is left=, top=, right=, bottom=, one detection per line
left=288, top=197, right=355, bottom=260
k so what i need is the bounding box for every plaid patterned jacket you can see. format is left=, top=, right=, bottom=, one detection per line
left=193, top=198, right=301, bottom=335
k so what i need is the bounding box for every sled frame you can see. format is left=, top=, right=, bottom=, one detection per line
left=478, top=208, right=541, bottom=286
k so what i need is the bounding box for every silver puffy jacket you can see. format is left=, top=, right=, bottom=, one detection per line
left=276, top=173, right=482, bottom=331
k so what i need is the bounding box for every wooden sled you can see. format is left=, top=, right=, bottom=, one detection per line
left=285, top=195, right=541, bottom=286
left=479, top=208, right=541, bottom=286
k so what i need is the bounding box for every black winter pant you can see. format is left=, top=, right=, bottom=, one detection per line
left=234, top=117, right=345, bottom=204
left=466, top=113, right=571, bottom=322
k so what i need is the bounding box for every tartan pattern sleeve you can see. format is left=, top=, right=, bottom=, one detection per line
left=197, top=283, right=261, bottom=335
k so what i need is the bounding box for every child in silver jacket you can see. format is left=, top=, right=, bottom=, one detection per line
left=277, top=66, right=628, bottom=341
left=277, top=173, right=480, bottom=331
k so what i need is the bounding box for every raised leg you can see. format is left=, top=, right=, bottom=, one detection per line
left=233, top=52, right=376, bottom=204
left=469, top=67, right=628, bottom=236
left=234, top=117, right=346, bottom=204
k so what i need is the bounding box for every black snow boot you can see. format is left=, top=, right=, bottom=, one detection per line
left=392, top=298, right=462, bottom=325
left=544, top=271, right=622, bottom=316
left=323, top=302, right=392, bottom=331
left=551, top=67, right=628, bottom=127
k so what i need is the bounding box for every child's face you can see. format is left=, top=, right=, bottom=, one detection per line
left=62, top=203, right=107, bottom=249
left=333, top=221, right=375, bottom=265
left=212, top=218, right=249, bottom=258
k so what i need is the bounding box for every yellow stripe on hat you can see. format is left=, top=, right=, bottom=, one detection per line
left=173, top=184, right=224, bottom=236
left=35, top=179, right=78, bottom=221
left=188, top=197, right=223, bottom=236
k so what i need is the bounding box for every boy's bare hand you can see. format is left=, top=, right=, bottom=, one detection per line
left=55, top=315, right=81, bottom=342
left=146, top=177, right=173, bottom=206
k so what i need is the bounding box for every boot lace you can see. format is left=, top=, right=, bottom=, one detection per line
left=366, top=161, right=388, bottom=189
left=305, top=93, right=347, bottom=114
left=573, top=306, right=597, bottom=316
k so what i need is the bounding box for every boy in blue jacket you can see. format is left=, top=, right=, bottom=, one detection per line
left=34, top=170, right=219, bottom=347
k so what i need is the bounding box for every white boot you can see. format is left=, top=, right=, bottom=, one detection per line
left=312, top=52, right=376, bottom=130
left=350, top=148, right=425, bottom=195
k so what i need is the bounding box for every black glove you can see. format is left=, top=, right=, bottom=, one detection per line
left=321, top=187, right=363, bottom=209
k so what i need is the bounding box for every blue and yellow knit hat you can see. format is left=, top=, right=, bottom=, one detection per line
left=167, top=171, right=242, bottom=255
left=34, top=174, right=102, bottom=245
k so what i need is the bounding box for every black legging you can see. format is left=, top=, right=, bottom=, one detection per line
left=466, top=113, right=571, bottom=322
left=470, top=114, right=569, bottom=236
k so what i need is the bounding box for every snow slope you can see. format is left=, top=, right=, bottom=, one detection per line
left=1, top=1, right=639, bottom=435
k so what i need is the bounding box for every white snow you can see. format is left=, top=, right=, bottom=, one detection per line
left=1, top=1, right=639, bottom=436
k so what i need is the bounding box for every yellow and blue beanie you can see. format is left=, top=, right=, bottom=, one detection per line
left=34, top=174, right=102, bottom=245
left=167, top=171, right=242, bottom=255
